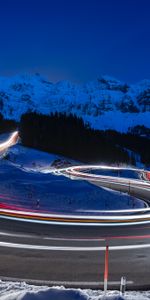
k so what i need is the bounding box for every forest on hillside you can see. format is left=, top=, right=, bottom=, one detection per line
left=0, top=113, right=17, bottom=134
left=19, top=112, right=131, bottom=164
left=0, top=111, right=150, bottom=165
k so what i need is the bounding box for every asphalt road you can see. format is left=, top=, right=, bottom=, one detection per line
left=0, top=164, right=150, bottom=289
left=64, top=165, right=150, bottom=205
left=0, top=218, right=150, bottom=289
left=45, top=166, right=150, bottom=226
left=1, top=134, right=150, bottom=289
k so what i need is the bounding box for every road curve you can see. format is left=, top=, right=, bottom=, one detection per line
left=62, top=164, right=150, bottom=206
left=0, top=164, right=150, bottom=288
left=1, top=164, right=150, bottom=226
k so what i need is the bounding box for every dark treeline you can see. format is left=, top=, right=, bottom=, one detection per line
left=20, top=112, right=130, bottom=164
left=104, top=130, right=150, bottom=166
left=0, top=113, right=17, bottom=133
left=1, top=110, right=149, bottom=165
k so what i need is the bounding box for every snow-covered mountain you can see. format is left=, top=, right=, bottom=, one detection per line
left=0, top=73, right=150, bottom=133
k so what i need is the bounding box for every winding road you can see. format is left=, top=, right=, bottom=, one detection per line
left=0, top=134, right=150, bottom=289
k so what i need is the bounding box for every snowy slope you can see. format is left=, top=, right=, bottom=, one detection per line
left=0, top=143, right=145, bottom=211
left=0, top=73, right=150, bottom=132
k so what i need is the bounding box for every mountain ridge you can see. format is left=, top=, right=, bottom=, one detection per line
left=0, top=73, right=150, bottom=133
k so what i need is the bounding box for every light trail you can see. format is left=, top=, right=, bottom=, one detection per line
left=0, top=230, right=106, bottom=241
left=2, top=205, right=150, bottom=226
left=76, top=207, right=150, bottom=213
left=1, top=230, right=150, bottom=242
left=0, top=153, right=150, bottom=225
left=0, top=131, right=19, bottom=153
left=63, top=165, right=146, bottom=184
left=0, top=240, right=150, bottom=251
left=61, top=164, right=150, bottom=198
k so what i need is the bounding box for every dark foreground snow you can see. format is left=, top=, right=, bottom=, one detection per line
left=0, top=281, right=150, bottom=300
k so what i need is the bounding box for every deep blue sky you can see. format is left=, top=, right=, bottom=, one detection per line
left=0, top=0, right=150, bottom=83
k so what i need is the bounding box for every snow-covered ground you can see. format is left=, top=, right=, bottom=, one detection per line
left=0, top=281, right=149, bottom=300
left=87, top=168, right=141, bottom=180
left=0, top=143, right=145, bottom=212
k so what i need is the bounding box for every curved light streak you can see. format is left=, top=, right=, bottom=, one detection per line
left=0, top=240, right=150, bottom=251
left=62, top=165, right=150, bottom=192
left=1, top=206, right=150, bottom=226
left=1, top=148, right=150, bottom=226
left=0, top=131, right=19, bottom=152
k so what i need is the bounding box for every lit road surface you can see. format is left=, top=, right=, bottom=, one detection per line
left=1, top=164, right=150, bottom=288
left=0, top=218, right=150, bottom=289
left=0, top=131, right=19, bottom=153
left=62, top=165, right=150, bottom=207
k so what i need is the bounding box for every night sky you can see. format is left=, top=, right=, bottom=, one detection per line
left=0, top=0, right=150, bottom=83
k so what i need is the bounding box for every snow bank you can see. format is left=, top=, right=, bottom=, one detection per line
left=0, top=281, right=150, bottom=300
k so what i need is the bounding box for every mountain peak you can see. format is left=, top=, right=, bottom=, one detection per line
left=0, top=73, right=149, bottom=133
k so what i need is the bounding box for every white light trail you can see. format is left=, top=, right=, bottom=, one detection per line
left=0, top=231, right=106, bottom=241
left=1, top=207, right=150, bottom=220
left=0, top=131, right=19, bottom=152
left=0, top=240, right=150, bottom=251
left=1, top=213, right=150, bottom=226
left=1, top=153, right=150, bottom=226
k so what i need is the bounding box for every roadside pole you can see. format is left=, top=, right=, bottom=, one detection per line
left=104, top=245, right=109, bottom=295
left=129, top=180, right=130, bottom=194
left=120, top=276, right=126, bottom=296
